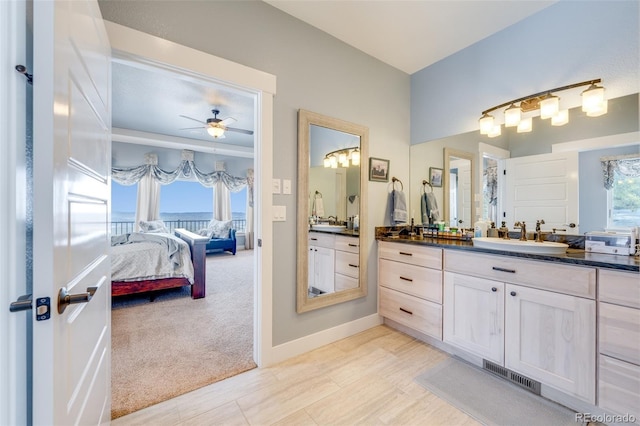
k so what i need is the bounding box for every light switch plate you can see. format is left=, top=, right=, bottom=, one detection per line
left=272, top=178, right=281, bottom=194
left=273, top=205, right=286, bottom=221
left=282, top=179, right=292, bottom=195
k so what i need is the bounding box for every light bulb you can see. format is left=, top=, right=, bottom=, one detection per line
left=207, top=126, right=225, bottom=138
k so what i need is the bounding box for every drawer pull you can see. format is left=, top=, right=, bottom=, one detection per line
left=491, top=287, right=497, bottom=292
left=399, top=276, right=413, bottom=282
left=399, top=251, right=413, bottom=256
left=510, top=291, right=517, bottom=297
left=399, top=307, right=413, bottom=315
left=492, top=266, right=516, bottom=274
left=310, top=238, right=318, bottom=241
left=348, top=263, right=359, bottom=268
left=348, top=243, right=358, bottom=247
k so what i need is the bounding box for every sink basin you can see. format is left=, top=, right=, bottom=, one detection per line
left=311, top=224, right=347, bottom=233
left=472, top=237, right=568, bottom=255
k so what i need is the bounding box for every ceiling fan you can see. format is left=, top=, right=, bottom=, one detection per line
left=179, top=109, right=254, bottom=139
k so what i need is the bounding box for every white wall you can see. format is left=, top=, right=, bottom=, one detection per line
left=98, top=0, right=410, bottom=345
left=411, top=1, right=639, bottom=143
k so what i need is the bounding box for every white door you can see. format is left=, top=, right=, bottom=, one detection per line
left=504, top=151, right=579, bottom=233
left=32, top=1, right=111, bottom=424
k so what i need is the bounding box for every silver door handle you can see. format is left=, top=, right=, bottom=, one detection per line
left=58, top=286, right=98, bottom=314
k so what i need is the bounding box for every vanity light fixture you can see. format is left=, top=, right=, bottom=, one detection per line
left=478, top=79, right=606, bottom=136
left=323, top=146, right=360, bottom=168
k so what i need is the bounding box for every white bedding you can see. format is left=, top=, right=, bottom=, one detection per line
left=111, top=232, right=194, bottom=284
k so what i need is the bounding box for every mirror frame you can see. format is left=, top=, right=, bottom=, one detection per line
left=297, top=109, right=368, bottom=313
left=443, top=147, right=476, bottom=229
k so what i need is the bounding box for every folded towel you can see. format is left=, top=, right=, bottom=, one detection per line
left=313, top=195, right=325, bottom=217
left=392, top=190, right=408, bottom=224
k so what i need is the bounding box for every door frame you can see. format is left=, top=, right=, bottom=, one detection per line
left=104, top=22, right=276, bottom=366
left=1, top=0, right=29, bottom=424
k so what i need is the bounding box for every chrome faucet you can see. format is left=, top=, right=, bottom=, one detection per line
left=535, top=219, right=545, bottom=243
left=513, top=221, right=527, bottom=241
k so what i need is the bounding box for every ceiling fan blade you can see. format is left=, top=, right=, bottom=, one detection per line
left=179, top=114, right=206, bottom=124
left=220, top=117, right=237, bottom=126
left=179, top=126, right=205, bottom=130
left=225, top=127, right=254, bottom=135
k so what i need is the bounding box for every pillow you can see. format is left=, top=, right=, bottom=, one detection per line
left=196, top=228, right=213, bottom=238
left=139, top=219, right=169, bottom=234
left=206, top=219, right=233, bottom=239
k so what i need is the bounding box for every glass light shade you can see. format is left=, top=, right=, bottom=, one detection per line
left=479, top=113, right=494, bottom=135
left=517, top=117, right=533, bottom=133
left=504, top=104, right=521, bottom=127
left=207, top=126, right=225, bottom=138
left=488, top=124, right=501, bottom=138
left=351, top=149, right=360, bottom=166
left=551, top=109, right=569, bottom=126
left=539, top=95, right=559, bottom=119
left=582, top=84, right=606, bottom=114
left=586, top=99, right=608, bottom=117
left=323, top=157, right=331, bottom=168
left=338, top=152, right=348, bottom=166
left=329, top=155, right=338, bottom=168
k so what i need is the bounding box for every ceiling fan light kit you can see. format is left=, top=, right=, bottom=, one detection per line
left=479, top=78, right=607, bottom=137
left=179, top=108, right=254, bottom=139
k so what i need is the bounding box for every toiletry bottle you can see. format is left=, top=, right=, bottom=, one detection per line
left=487, top=222, right=499, bottom=238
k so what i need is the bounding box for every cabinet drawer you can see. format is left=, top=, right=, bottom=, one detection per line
left=308, top=232, right=334, bottom=249
left=335, top=235, right=359, bottom=254
left=599, top=355, right=640, bottom=421
left=335, top=274, right=358, bottom=291
left=599, top=302, right=640, bottom=365
left=378, top=241, right=442, bottom=269
left=336, top=252, right=359, bottom=278
left=379, top=258, right=442, bottom=303
left=444, top=250, right=596, bottom=298
left=379, top=287, right=442, bottom=339
left=599, top=269, right=640, bottom=309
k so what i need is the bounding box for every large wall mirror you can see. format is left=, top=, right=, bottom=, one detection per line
left=297, top=109, right=368, bottom=313
left=443, top=148, right=475, bottom=229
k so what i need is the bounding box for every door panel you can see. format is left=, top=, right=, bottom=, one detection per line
left=504, top=152, right=578, bottom=233
left=33, top=1, right=111, bottom=424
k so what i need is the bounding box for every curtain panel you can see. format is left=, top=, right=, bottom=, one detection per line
left=601, top=153, right=640, bottom=190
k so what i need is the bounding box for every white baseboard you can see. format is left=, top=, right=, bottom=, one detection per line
left=267, top=314, right=383, bottom=366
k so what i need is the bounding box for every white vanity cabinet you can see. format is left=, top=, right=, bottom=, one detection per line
left=308, top=232, right=335, bottom=294
left=334, top=235, right=359, bottom=291
left=378, top=241, right=443, bottom=339
left=598, top=269, right=640, bottom=421
left=444, top=250, right=597, bottom=403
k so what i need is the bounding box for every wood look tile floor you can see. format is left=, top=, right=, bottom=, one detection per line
left=112, top=325, right=480, bottom=426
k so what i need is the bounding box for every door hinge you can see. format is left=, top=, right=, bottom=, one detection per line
left=15, top=65, right=33, bottom=85
left=257, top=238, right=262, bottom=247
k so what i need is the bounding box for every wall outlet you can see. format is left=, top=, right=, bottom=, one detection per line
left=272, top=178, right=281, bottom=194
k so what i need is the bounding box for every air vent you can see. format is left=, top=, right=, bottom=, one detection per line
left=483, top=360, right=541, bottom=395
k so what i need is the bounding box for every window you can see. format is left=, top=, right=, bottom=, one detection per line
left=111, top=181, right=137, bottom=223
left=607, top=169, right=640, bottom=230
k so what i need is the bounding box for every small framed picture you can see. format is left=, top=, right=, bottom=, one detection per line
left=369, top=157, right=390, bottom=182
left=429, top=167, right=443, bottom=187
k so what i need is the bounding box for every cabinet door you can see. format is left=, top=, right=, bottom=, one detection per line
left=313, top=246, right=335, bottom=294
left=505, top=284, right=596, bottom=403
left=444, top=272, right=504, bottom=364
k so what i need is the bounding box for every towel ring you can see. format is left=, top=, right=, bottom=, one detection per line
left=390, top=177, right=403, bottom=192
left=421, top=180, right=433, bottom=194
left=315, top=190, right=323, bottom=198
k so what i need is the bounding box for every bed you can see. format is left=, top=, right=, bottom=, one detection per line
left=111, top=229, right=208, bottom=299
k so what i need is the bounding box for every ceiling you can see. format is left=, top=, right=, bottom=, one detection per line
left=112, top=1, right=557, bottom=157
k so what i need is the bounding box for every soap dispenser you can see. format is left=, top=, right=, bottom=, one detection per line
left=487, top=222, right=499, bottom=238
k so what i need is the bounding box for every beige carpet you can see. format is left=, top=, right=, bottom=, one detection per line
left=111, top=250, right=256, bottom=419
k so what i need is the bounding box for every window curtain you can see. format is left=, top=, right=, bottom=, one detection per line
left=214, top=182, right=231, bottom=221
left=601, top=153, right=640, bottom=189
left=134, top=153, right=161, bottom=231
left=245, top=168, right=254, bottom=250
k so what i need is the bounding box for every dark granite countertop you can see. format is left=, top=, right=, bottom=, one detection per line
left=376, top=234, right=639, bottom=272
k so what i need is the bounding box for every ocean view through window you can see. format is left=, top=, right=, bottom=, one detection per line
left=111, top=181, right=247, bottom=235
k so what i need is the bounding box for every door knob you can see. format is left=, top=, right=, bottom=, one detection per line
left=58, top=286, right=98, bottom=314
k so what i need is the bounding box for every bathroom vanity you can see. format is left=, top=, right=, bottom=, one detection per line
left=308, top=230, right=359, bottom=296
left=376, top=231, right=639, bottom=421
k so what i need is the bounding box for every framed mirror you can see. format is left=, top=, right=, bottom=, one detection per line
left=443, top=148, right=475, bottom=229
left=297, top=109, right=368, bottom=313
